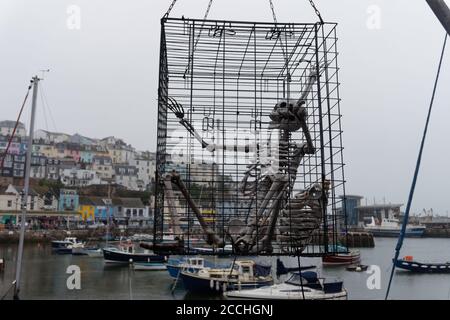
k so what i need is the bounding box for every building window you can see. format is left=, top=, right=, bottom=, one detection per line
left=126, top=209, right=131, bottom=216
left=139, top=209, right=143, bottom=217
left=133, top=209, right=137, bottom=216
left=7, top=200, right=12, bottom=208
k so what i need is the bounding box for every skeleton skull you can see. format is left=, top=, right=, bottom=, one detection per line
left=269, top=100, right=307, bottom=132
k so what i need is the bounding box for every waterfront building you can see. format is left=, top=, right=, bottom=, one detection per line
left=32, top=139, right=59, bottom=158
left=0, top=120, right=26, bottom=137
left=130, top=153, right=155, bottom=190
left=60, top=168, right=103, bottom=187
left=34, top=129, right=71, bottom=144
left=0, top=135, right=22, bottom=155
left=115, top=197, right=150, bottom=227
left=0, top=185, right=42, bottom=211
left=114, top=165, right=140, bottom=191
left=339, top=195, right=363, bottom=226
left=90, top=155, right=114, bottom=180
left=58, top=189, right=79, bottom=211
left=30, top=155, right=48, bottom=179
left=78, top=196, right=96, bottom=221
left=69, top=133, right=97, bottom=146
left=355, top=203, right=403, bottom=226
left=102, top=137, right=135, bottom=164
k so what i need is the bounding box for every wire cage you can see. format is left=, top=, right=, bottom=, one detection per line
left=154, top=17, right=346, bottom=256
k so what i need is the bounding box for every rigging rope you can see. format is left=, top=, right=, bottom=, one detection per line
left=385, top=33, right=448, bottom=300
left=0, top=81, right=33, bottom=171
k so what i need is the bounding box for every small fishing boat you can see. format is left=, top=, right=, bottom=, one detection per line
left=224, top=271, right=347, bottom=300
left=103, top=241, right=167, bottom=264
left=51, top=237, right=84, bottom=254
left=322, top=245, right=361, bottom=266
left=166, top=257, right=227, bottom=278
left=394, top=256, right=450, bottom=273
left=133, top=261, right=167, bottom=271
left=180, top=260, right=273, bottom=294
left=346, top=264, right=369, bottom=272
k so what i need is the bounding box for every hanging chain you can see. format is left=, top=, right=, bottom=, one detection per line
left=184, top=0, right=215, bottom=78
left=269, top=0, right=278, bottom=23
left=308, top=0, right=324, bottom=24
left=163, top=0, right=178, bottom=18
left=202, top=0, right=214, bottom=21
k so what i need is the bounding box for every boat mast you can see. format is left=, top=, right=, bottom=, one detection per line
left=13, top=75, right=39, bottom=300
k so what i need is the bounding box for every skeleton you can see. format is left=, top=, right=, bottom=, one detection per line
left=164, top=64, right=330, bottom=254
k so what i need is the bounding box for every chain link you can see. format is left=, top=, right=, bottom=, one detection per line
left=203, top=0, right=214, bottom=21
left=164, top=0, right=178, bottom=18
left=308, top=0, right=324, bottom=24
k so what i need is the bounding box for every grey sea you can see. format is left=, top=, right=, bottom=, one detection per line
left=1, top=237, right=450, bottom=300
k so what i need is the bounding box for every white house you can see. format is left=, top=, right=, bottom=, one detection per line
left=130, top=153, right=155, bottom=190
left=114, top=165, right=140, bottom=191
left=34, top=129, right=71, bottom=144
left=60, top=168, right=103, bottom=187
left=90, top=155, right=114, bottom=180
left=0, top=184, right=57, bottom=212
left=0, top=120, right=26, bottom=137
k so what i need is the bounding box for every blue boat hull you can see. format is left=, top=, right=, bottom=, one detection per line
left=368, top=228, right=424, bottom=238
left=166, top=264, right=181, bottom=278
left=181, top=272, right=273, bottom=294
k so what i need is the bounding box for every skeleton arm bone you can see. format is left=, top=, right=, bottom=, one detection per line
left=168, top=98, right=259, bottom=153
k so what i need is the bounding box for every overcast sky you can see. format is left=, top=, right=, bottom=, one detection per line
left=1, top=0, right=450, bottom=215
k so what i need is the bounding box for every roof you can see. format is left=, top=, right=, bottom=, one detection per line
left=78, top=196, right=108, bottom=206
left=11, top=185, right=39, bottom=197
left=0, top=120, right=25, bottom=129
left=356, top=204, right=403, bottom=210
left=340, top=194, right=363, bottom=199
left=118, top=197, right=144, bottom=208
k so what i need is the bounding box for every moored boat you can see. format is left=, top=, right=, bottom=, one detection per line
left=224, top=271, right=347, bottom=300
left=394, top=256, right=450, bottom=273
left=322, top=245, right=361, bottom=266
left=364, top=217, right=425, bottom=237
left=180, top=260, right=273, bottom=294
left=51, top=237, right=84, bottom=254
left=103, top=242, right=167, bottom=264
left=166, top=257, right=209, bottom=278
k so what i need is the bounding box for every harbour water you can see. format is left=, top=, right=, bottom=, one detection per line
left=1, top=238, right=450, bottom=300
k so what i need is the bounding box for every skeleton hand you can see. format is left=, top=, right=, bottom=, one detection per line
left=167, top=97, right=185, bottom=119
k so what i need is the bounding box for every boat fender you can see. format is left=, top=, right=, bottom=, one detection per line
left=129, top=258, right=133, bottom=264
left=222, top=282, right=227, bottom=292
left=216, top=281, right=220, bottom=291
left=210, top=280, right=214, bottom=289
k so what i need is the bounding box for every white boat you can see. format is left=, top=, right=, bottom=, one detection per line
left=224, top=271, right=347, bottom=300
left=364, top=217, right=425, bottom=237
left=51, top=237, right=84, bottom=254
left=72, top=246, right=103, bottom=257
